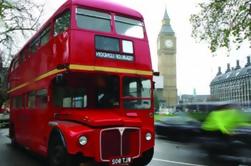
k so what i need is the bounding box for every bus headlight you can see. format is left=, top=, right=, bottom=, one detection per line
left=145, top=132, right=152, bottom=141
left=79, top=136, right=88, bottom=146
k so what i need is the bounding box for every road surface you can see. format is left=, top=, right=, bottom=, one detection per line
left=0, top=128, right=210, bottom=166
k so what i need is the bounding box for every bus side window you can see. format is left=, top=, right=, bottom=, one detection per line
left=12, top=58, right=19, bottom=70
left=12, top=96, right=23, bottom=109
left=16, top=96, right=23, bottom=109
left=36, top=89, right=48, bottom=109
left=40, top=26, right=51, bottom=46
left=19, top=51, right=25, bottom=64
left=10, top=61, right=14, bottom=72
left=28, top=91, right=36, bottom=109
left=12, top=97, right=16, bottom=109
left=30, top=38, right=40, bottom=54
left=15, top=59, right=19, bottom=69
left=22, top=46, right=29, bottom=61
left=54, top=10, right=71, bottom=36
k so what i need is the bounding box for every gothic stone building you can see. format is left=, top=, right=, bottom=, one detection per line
left=156, top=9, right=178, bottom=107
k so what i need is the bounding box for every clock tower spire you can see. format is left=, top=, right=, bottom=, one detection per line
left=157, top=8, right=177, bottom=107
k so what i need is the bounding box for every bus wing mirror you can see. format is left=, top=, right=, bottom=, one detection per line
left=153, top=72, right=159, bottom=76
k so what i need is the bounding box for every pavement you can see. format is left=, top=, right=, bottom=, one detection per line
left=0, top=128, right=210, bottom=166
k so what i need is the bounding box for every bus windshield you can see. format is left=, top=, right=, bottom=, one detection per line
left=123, top=77, right=151, bottom=109
left=52, top=74, right=151, bottom=110
left=52, top=73, right=119, bottom=109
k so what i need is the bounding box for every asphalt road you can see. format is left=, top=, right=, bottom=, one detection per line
left=0, top=128, right=210, bottom=166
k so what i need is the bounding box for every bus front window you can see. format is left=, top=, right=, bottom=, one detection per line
left=52, top=74, right=119, bottom=109
left=76, top=8, right=111, bottom=32
left=123, top=77, right=151, bottom=110
left=115, top=16, right=144, bottom=39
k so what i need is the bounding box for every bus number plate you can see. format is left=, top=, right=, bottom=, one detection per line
left=111, top=157, right=132, bottom=165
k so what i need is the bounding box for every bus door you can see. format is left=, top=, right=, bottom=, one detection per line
left=11, top=95, right=29, bottom=145
left=21, top=91, right=37, bottom=148
left=34, top=89, right=51, bottom=152
left=27, top=89, right=49, bottom=153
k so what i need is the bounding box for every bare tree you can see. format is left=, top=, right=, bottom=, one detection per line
left=0, top=0, right=44, bottom=66
left=0, top=0, right=44, bottom=105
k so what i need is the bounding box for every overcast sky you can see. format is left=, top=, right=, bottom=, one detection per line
left=40, top=0, right=251, bottom=95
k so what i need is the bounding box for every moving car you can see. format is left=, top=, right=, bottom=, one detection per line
left=0, top=109, right=9, bottom=128
left=155, top=112, right=201, bottom=142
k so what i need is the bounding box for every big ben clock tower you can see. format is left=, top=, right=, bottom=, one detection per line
left=157, top=9, right=177, bottom=106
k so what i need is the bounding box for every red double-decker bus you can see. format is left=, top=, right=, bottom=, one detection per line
left=8, top=0, right=154, bottom=165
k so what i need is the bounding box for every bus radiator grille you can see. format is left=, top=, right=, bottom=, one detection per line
left=100, top=128, right=140, bottom=161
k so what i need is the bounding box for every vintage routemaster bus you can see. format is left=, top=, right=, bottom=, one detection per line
left=8, top=0, right=154, bottom=165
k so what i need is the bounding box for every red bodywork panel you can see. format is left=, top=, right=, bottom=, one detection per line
left=8, top=0, right=154, bottom=163
left=51, top=111, right=154, bottom=162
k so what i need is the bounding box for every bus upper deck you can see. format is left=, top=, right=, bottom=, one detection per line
left=8, top=0, right=152, bottom=94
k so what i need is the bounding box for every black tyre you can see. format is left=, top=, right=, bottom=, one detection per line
left=132, top=148, right=154, bottom=166
left=48, top=137, right=76, bottom=166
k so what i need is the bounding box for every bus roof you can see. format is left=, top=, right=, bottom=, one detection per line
left=69, top=0, right=143, bottom=18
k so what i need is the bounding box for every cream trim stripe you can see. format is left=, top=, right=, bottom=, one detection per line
left=8, top=69, right=65, bottom=93
left=69, top=64, right=153, bottom=75
left=8, top=64, right=152, bottom=93
left=34, top=69, right=66, bottom=82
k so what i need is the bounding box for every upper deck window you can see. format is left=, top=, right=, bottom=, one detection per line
left=12, top=58, right=19, bottom=70
left=19, top=51, right=25, bottom=63
left=54, top=10, right=71, bottom=36
left=40, top=26, right=51, bottom=46
left=76, top=8, right=111, bottom=32
left=30, top=25, right=51, bottom=54
left=30, top=38, right=40, bottom=53
left=115, top=16, right=144, bottom=39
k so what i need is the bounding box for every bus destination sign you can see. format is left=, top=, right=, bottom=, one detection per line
left=96, top=51, right=134, bottom=62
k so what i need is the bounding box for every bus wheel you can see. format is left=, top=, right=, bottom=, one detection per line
left=132, top=148, right=154, bottom=166
left=48, top=138, right=75, bottom=166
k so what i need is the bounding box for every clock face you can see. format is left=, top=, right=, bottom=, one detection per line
left=165, top=40, right=173, bottom=48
